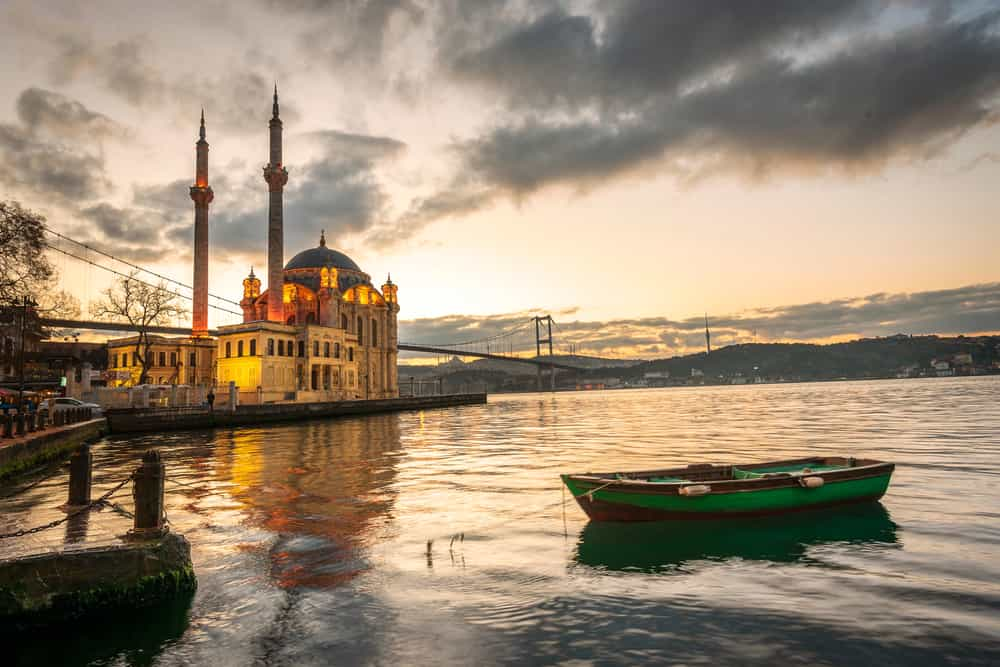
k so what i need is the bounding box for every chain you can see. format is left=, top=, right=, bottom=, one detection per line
left=165, top=476, right=202, bottom=490
left=0, top=471, right=136, bottom=540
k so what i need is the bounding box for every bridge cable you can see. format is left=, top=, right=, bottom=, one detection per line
left=45, top=242, right=244, bottom=318
left=42, top=225, right=243, bottom=307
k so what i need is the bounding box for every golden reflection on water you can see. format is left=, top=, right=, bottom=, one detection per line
left=210, top=417, right=402, bottom=589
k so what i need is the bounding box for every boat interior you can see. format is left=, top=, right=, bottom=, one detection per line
left=592, top=457, right=884, bottom=483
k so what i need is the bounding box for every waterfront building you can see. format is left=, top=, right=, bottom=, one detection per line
left=106, top=335, right=215, bottom=387
left=105, top=89, right=399, bottom=402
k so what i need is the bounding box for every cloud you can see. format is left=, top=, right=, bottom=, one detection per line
left=398, top=283, right=1000, bottom=359
left=16, top=87, right=125, bottom=140
left=45, top=34, right=301, bottom=133
left=0, top=122, right=109, bottom=202
left=449, top=10, right=1000, bottom=200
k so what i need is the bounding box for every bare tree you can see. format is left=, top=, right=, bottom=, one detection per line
left=0, top=201, right=55, bottom=305
left=91, top=271, right=186, bottom=385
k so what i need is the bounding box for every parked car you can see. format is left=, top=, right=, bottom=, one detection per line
left=42, top=397, right=103, bottom=417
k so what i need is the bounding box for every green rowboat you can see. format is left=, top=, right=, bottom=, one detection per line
left=561, top=456, right=894, bottom=521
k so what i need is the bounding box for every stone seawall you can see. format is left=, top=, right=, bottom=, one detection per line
left=106, top=393, right=487, bottom=434
left=0, top=419, right=105, bottom=481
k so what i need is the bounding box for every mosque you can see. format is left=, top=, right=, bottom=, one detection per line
left=107, top=88, right=399, bottom=402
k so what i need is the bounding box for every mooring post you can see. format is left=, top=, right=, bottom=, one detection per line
left=2, top=415, right=12, bottom=438
left=37, top=410, right=46, bottom=430
left=15, top=412, right=25, bottom=436
left=130, top=449, right=166, bottom=539
left=67, top=443, right=93, bottom=508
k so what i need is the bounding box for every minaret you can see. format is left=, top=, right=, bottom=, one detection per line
left=263, top=84, right=289, bottom=323
left=704, top=313, right=711, bottom=355
left=189, top=109, right=214, bottom=337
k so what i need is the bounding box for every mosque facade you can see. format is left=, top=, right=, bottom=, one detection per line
left=108, top=89, right=399, bottom=402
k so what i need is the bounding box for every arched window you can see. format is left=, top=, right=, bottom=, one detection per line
left=278, top=340, right=285, bottom=356
left=348, top=347, right=354, bottom=362
left=225, top=342, right=231, bottom=358
left=237, top=340, right=244, bottom=357
left=334, top=342, right=341, bottom=359
left=298, top=340, right=305, bottom=357
left=371, top=319, right=378, bottom=347
left=313, top=341, right=319, bottom=356
left=324, top=342, right=330, bottom=357
left=357, top=317, right=364, bottom=346
left=250, top=339, right=257, bottom=356
left=288, top=341, right=295, bottom=357
left=341, top=313, right=348, bottom=330
left=267, top=338, right=274, bottom=355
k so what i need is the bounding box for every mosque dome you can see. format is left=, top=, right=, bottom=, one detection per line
left=284, top=231, right=361, bottom=272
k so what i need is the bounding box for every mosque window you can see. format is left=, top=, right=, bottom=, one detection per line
left=171, top=352, right=177, bottom=366
left=298, top=340, right=305, bottom=357
left=314, top=341, right=319, bottom=356
left=267, top=339, right=274, bottom=355
left=371, top=319, right=378, bottom=347
left=278, top=340, right=285, bottom=356
left=334, top=343, right=340, bottom=359
left=357, top=317, right=364, bottom=346
left=190, top=352, right=197, bottom=368
left=348, top=347, right=354, bottom=362
left=250, top=339, right=257, bottom=356
left=159, top=352, right=166, bottom=367
left=287, top=340, right=295, bottom=357
left=341, top=314, right=348, bottom=330
left=238, top=341, right=244, bottom=357
left=324, top=342, right=330, bottom=357
left=225, top=342, right=231, bottom=358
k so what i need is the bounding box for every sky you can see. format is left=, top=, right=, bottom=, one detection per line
left=1, top=0, right=998, bottom=358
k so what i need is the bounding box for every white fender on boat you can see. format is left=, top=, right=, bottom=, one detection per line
left=678, top=484, right=711, bottom=496
left=799, top=476, right=825, bottom=488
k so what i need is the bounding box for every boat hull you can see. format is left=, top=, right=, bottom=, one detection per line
left=562, top=464, right=893, bottom=522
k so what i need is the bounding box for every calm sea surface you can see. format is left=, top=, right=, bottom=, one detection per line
left=11, top=377, right=1000, bottom=666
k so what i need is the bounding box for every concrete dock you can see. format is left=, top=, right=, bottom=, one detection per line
left=105, top=393, right=487, bottom=434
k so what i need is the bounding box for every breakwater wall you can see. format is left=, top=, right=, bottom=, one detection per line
left=0, top=419, right=105, bottom=481
left=106, top=393, right=487, bottom=434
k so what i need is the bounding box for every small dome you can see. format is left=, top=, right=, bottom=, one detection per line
left=284, top=244, right=361, bottom=272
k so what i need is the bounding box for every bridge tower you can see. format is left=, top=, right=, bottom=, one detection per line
left=189, top=109, right=214, bottom=337
left=263, top=85, right=289, bottom=323
left=534, top=315, right=555, bottom=391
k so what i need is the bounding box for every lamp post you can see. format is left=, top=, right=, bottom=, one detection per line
left=17, top=295, right=38, bottom=411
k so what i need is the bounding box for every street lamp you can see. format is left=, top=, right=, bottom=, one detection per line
left=18, top=295, right=38, bottom=411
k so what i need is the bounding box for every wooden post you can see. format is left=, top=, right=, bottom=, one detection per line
left=67, top=443, right=93, bottom=507
left=27, top=411, right=36, bottom=433
left=2, top=415, right=12, bottom=438
left=130, top=449, right=166, bottom=539
left=15, top=412, right=25, bottom=436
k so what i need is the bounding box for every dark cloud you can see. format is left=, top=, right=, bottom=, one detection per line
left=449, top=9, right=1000, bottom=199
left=0, top=123, right=109, bottom=202
left=449, top=2, right=874, bottom=110
left=16, top=87, right=125, bottom=139
left=399, top=283, right=1000, bottom=358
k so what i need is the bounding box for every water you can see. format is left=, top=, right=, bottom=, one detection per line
left=10, top=377, right=1000, bottom=665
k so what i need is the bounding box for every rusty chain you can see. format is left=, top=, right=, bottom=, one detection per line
left=0, top=470, right=136, bottom=540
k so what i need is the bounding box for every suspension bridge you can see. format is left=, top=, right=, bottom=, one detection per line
left=34, top=225, right=589, bottom=380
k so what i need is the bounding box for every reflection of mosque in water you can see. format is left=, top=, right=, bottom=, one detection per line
left=212, top=415, right=402, bottom=589
left=575, top=503, right=899, bottom=573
